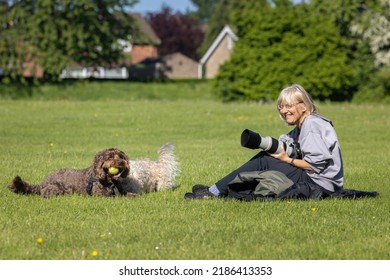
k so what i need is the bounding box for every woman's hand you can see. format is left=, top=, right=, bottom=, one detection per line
left=269, top=144, right=290, bottom=163
left=270, top=146, right=314, bottom=171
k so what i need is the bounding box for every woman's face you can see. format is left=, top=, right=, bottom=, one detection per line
left=278, top=102, right=307, bottom=126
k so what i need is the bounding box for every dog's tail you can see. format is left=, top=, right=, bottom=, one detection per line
left=8, top=176, right=41, bottom=195
left=157, top=142, right=180, bottom=188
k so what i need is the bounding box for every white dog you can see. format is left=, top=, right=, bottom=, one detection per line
left=125, top=142, right=180, bottom=194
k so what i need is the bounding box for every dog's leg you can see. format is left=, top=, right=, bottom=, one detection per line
left=40, top=184, right=64, bottom=198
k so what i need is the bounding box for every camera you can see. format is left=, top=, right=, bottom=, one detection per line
left=240, top=129, right=302, bottom=158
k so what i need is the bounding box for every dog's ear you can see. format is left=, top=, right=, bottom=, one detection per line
left=92, top=150, right=107, bottom=180
left=114, top=149, right=130, bottom=178
left=117, top=149, right=129, bottom=161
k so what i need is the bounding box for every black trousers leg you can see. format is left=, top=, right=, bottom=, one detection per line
left=214, top=151, right=311, bottom=195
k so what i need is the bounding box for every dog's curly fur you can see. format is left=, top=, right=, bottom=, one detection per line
left=124, top=142, right=180, bottom=194
left=8, top=143, right=180, bottom=198
left=8, top=148, right=134, bottom=198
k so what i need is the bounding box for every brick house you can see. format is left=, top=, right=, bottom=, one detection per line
left=199, top=25, right=238, bottom=79
left=61, top=13, right=161, bottom=79
left=22, top=53, right=44, bottom=78
left=128, top=13, right=161, bottom=65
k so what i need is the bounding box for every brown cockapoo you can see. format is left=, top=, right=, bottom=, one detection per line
left=8, top=148, right=136, bottom=198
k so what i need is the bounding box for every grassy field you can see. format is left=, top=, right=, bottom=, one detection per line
left=0, top=81, right=389, bottom=260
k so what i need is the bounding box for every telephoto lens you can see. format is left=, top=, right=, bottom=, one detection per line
left=241, top=129, right=283, bottom=154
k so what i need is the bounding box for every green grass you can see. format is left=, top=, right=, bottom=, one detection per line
left=0, top=82, right=389, bottom=259
left=0, top=80, right=217, bottom=101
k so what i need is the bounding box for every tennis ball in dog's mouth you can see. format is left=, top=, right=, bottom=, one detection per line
left=108, top=167, right=120, bottom=175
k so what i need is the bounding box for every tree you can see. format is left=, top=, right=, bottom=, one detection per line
left=190, top=0, right=219, bottom=23
left=214, top=0, right=355, bottom=101
left=350, top=0, right=390, bottom=68
left=0, top=0, right=138, bottom=82
left=310, top=0, right=389, bottom=102
left=146, top=6, right=204, bottom=60
left=197, top=0, right=234, bottom=57
left=349, top=0, right=390, bottom=102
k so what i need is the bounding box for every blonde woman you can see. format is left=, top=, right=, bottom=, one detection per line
left=185, top=84, right=344, bottom=199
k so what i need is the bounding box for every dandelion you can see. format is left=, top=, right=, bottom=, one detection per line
left=311, top=207, right=317, bottom=213
left=99, top=232, right=112, bottom=239
left=238, top=115, right=248, bottom=121
left=48, top=143, right=55, bottom=155
left=91, top=250, right=99, bottom=257
left=36, top=237, right=44, bottom=244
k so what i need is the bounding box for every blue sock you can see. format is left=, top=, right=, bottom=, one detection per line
left=208, top=184, right=220, bottom=196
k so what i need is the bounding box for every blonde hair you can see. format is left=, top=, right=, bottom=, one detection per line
left=277, top=84, right=317, bottom=117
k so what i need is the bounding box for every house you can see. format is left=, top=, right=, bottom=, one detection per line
left=128, top=52, right=199, bottom=80
left=199, top=25, right=238, bottom=79
left=61, top=13, right=161, bottom=80
left=1, top=48, right=44, bottom=79
left=22, top=56, right=44, bottom=78
left=128, top=13, right=161, bottom=65
left=161, top=52, right=199, bottom=79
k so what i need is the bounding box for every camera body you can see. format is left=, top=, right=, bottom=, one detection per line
left=241, top=129, right=302, bottom=159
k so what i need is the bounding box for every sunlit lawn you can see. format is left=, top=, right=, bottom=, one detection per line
left=0, top=82, right=389, bottom=259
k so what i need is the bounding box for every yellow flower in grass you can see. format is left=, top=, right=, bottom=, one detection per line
left=311, top=207, right=317, bottom=213
left=99, top=232, right=112, bottom=239
left=48, top=143, right=55, bottom=155
left=91, top=250, right=99, bottom=257
left=238, top=115, right=248, bottom=121
left=36, top=237, right=44, bottom=244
